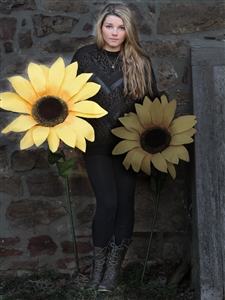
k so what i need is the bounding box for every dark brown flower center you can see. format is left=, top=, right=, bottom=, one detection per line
left=140, top=126, right=171, bottom=154
left=32, top=96, right=68, bottom=127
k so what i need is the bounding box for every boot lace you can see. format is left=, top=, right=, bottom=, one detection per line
left=104, top=243, right=128, bottom=280
left=93, top=255, right=106, bottom=278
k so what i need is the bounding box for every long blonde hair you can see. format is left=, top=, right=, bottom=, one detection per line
left=95, top=3, right=152, bottom=99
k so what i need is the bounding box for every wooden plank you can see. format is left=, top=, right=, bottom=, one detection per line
left=191, top=47, right=225, bottom=300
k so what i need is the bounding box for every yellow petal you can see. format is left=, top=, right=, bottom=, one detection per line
left=122, top=149, right=136, bottom=170
left=58, top=62, right=78, bottom=100
left=119, top=113, right=144, bottom=134
left=40, top=65, right=49, bottom=83
left=48, top=57, right=65, bottom=95
left=174, top=145, right=190, bottom=162
left=170, top=116, right=197, bottom=135
left=54, top=122, right=76, bottom=148
left=162, top=99, right=176, bottom=128
left=151, top=98, right=163, bottom=126
left=151, top=152, right=168, bottom=173
left=162, top=146, right=179, bottom=164
left=33, top=126, right=50, bottom=147
left=28, top=62, right=46, bottom=97
left=182, top=128, right=196, bottom=137
left=66, top=115, right=95, bottom=142
left=48, top=127, right=60, bottom=152
left=74, top=101, right=107, bottom=118
left=170, top=133, right=194, bottom=145
left=68, top=82, right=101, bottom=105
left=172, top=115, right=196, bottom=124
left=167, top=161, right=176, bottom=179
left=130, top=148, right=146, bottom=172
left=1, top=115, right=37, bottom=133
left=143, top=96, right=152, bottom=114
left=141, top=153, right=152, bottom=176
left=8, top=76, right=38, bottom=104
left=0, top=92, right=32, bottom=114
left=111, top=127, right=139, bottom=141
left=74, top=130, right=86, bottom=152
left=66, top=73, right=93, bottom=100
left=20, top=127, right=35, bottom=150
left=135, top=103, right=152, bottom=128
left=160, top=94, right=169, bottom=109
left=112, top=140, right=139, bottom=155
left=63, top=114, right=86, bottom=152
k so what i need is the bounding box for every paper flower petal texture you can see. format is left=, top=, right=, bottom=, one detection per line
left=112, top=95, right=197, bottom=179
left=0, top=58, right=107, bottom=152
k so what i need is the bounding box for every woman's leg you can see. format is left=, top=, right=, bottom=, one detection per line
left=112, top=155, right=137, bottom=245
left=84, top=153, right=137, bottom=247
left=83, top=154, right=118, bottom=248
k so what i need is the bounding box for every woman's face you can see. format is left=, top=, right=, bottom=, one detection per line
left=101, top=15, right=126, bottom=51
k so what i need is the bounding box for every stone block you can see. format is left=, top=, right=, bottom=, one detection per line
left=128, top=3, right=152, bottom=35
left=0, top=237, right=20, bottom=246
left=0, top=247, right=23, bottom=257
left=158, top=62, right=179, bottom=89
left=32, top=14, right=79, bottom=37
left=28, top=235, right=57, bottom=257
left=76, top=203, right=95, bottom=223
left=0, top=177, right=23, bottom=196
left=6, top=199, right=67, bottom=229
left=18, top=29, right=33, bottom=49
left=10, top=259, right=39, bottom=270
left=41, top=0, right=90, bottom=14
left=0, top=0, right=25, bottom=14
left=0, top=17, right=17, bottom=40
left=11, top=149, right=49, bottom=171
left=61, top=240, right=92, bottom=254
left=158, top=3, right=225, bottom=35
left=26, top=173, right=64, bottom=197
left=141, top=40, right=189, bottom=59
left=55, top=257, right=76, bottom=270
left=3, top=42, right=13, bottom=53
left=0, top=0, right=37, bottom=13
left=82, top=23, right=93, bottom=32
left=69, top=175, right=94, bottom=197
left=168, top=206, right=187, bottom=231
left=40, top=35, right=94, bottom=54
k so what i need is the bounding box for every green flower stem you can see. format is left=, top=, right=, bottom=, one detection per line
left=141, top=178, right=161, bottom=283
left=61, top=150, right=80, bottom=275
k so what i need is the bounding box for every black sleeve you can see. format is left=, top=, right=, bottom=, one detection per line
left=71, top=49, right=81, bottom=64
left=70, top=47, right=85, bottom=74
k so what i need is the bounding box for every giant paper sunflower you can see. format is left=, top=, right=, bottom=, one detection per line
left=112, top=95, right=196, bottom=179
left=0, top=57, right=107, bottom=153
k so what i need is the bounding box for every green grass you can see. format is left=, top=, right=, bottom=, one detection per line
left=0, top=266, right=189, bottom=300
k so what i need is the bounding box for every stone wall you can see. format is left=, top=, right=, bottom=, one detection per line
left=0, top=0, right=224, bottom=278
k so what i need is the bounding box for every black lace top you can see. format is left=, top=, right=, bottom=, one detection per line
left=71, top=44, right=159, bottom=154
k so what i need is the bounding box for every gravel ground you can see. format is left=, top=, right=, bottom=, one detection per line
left=0, top=261, right=195, bottom=300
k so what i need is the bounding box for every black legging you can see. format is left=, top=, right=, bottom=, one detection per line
left=83, top=153, right=137, bottom=248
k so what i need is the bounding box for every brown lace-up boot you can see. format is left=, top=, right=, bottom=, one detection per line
left=98, top=237, right=132, bottom=292
left=85, top=247, right=108, bottom=290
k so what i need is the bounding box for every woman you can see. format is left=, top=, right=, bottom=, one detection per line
left=71, top=3, right=160, bottom=292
